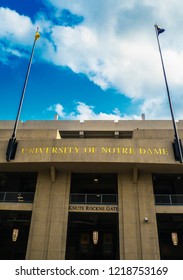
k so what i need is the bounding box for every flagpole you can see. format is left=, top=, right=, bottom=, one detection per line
left=154, top=24, right=183, bottom=163
left=6, top=28, right=40, bottom=162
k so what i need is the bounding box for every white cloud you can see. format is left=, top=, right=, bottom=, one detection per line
left=0, top=7, right=34, bottom=45
left=140, top=97, right=167, bottom=119
left=48, top=103, right=65, bottom=118
left=44, top=0, right=183, bottom=120
left=0, top=7, right=42, bottom=65
left=48, top=102, right=141, bottom=121
left=0, top=7, right=51, bottom=61
left=2, top=1, right=183, bottom=119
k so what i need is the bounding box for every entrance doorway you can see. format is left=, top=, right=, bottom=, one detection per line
left=66, top=173, right=119, bottom=260
left=65, top=212, right=119, bottom=260
left=0, top=210, right=32, bottom=259
left=157, top=214, right=183, bottom=259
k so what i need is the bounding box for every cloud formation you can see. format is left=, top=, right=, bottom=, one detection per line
left=1, top=1, right=183, bottom=119
left=0, top=7, right=34, bottom=45
left=48, top=102, right=140, bottom=121
left=45, top=0, right=183, bottom=119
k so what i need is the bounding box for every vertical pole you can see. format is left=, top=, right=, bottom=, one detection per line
left=6, top=29, right=40, bottom=162
left=12, top=39, right=37, bottom=140
left=154, top=24, right=183, bottom=163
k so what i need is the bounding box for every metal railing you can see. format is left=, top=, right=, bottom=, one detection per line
left=0, top=192, right=34, bottom=203
left=70, top=193, right=118, bottom=205
left=155, top=194, right=183, bottom=205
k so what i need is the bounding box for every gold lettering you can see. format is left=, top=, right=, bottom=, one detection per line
left=29, top=148, right=35, bottom=154
left=84, top=147, right=96, bottom=153
left=91, top=147, right=96, bottom=153
left=162, top=148, right=168, bottom=155
left=140, top=148, right=153, bottom=155
left=153, top=148, right=164, bottom=155
left=74, top=147, right=79, bottom=154
left=129, top=147, right=136, bottom=154
left=139, top=147, right=169, bottom=155
left=147, top=148, right=153, bottom=155
left=52, top=147, right=58, bottom=154
left=154, top=148, right=160, bottom=154
left=121, top=147, right=129, bottom=154
left=58, top=147, right=64, bottom=153
left=102, top=147, right=109, bottom=153
left=102, top=147, right=136, bottom=155
left=111, top=148, right=115, bottom=153
left=45, top=147, right=51, bottom=153
left=84, top=147, right=88, bottom=153
left=39, top=147, right=43, bottom=153
left=57, top=147, right=80, bottom=154
left=21, top=145, right=169, bottom=157
left=139, top=148, right=146, bottom=154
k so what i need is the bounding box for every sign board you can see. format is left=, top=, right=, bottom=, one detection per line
left=69, top=204, right=118, bottom=213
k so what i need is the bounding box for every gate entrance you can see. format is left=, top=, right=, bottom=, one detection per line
left=66, top=173, right=119, bottom=260
left=65, top=212, right=119, bottom=260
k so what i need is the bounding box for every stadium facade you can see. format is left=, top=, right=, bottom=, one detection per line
left=0, top=120, right=183, bottom=260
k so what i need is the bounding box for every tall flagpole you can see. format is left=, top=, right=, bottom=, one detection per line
left=154, top=24, right=183, bottom=163
left=6, top=28, right=40, bottom=162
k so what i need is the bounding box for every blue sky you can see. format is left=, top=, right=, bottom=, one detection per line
left=1, top=0, right=183, bottom=121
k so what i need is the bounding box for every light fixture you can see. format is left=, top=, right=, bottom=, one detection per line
left=93, top=231, right=98, bottom=245
left=17, top=193, right=24, bottom=202
left=171, top=232, right=178, bottom=246
left=93, top=178, right=99, bottom=183
left=144, top=217, right=148, bottom=222
left=12, top=228, right=19, bottom=242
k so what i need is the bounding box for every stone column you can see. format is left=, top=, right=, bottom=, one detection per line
left=26, top=169, right=70, bottom=259
left=46, top=170, right=71, bottom=259
left=137, top=171, right=160, bottom=260
left=118, top=170, right=160, bottom=260
left=118, top=170, right=142, bottom=260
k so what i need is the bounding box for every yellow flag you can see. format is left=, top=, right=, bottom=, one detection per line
left=35, top=31, right=40, bottom=41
